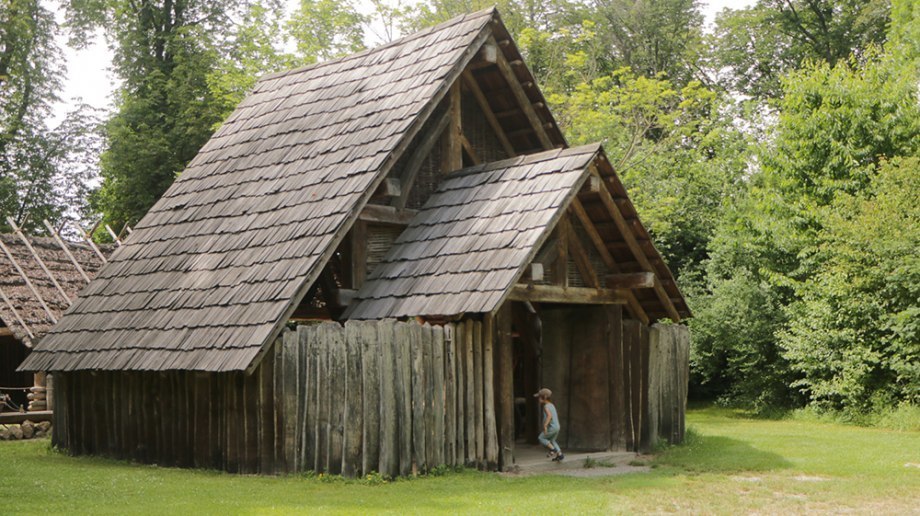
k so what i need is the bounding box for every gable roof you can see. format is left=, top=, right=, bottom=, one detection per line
left=0, top=234, right=106, bottom=345
left=348, top=145, right=601, bottom=319
left=22, top=9, right=503, bottom=373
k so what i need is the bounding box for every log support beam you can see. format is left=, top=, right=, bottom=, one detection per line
left=606, top=272, right=656, bottom=289
left=569, top=198, right=649, bottom=324
left=509, top=284, right=627, bottom=305
left=591, top=169, right=681, bottom=322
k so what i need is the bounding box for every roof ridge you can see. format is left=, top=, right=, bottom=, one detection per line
left=257, top=7, right=497, bottom=84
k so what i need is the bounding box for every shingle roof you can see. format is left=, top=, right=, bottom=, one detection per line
left=22, top=9, right=498, bottom=373
left=347, top=144, right=601, bottom=319
left=0, top=234, right=107, bottom=345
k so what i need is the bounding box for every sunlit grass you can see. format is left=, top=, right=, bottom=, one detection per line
left=2, top=406, right=918, bottom=514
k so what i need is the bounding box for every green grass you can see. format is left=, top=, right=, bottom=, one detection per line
left=2, top=406, right=918, bottom=514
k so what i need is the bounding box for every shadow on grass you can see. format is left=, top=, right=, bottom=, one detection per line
left=655, top=430, right=792, bottom=474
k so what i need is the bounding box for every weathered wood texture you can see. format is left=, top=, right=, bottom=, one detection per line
left=284, top=319, right=495, bottom=476
left=51, top=346, right=283, bottom=474
left=646, top=324, right=690, bottom=447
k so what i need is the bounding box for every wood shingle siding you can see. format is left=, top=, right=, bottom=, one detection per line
left=22, top=9, right=498, bottom=373
left=347, top=145, right=601, bottom=319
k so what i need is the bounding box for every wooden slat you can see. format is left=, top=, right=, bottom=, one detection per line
left=431, top=325, right=445, bottom=467
left=410, top=323, right=427, bottom=472
left=395, top=323, right=412, bottom=476
left=361, top=321, right=381, bottom=475
left=343, top=323, right=363, bottom=476
left=496, top=304, right=514, bottom=470
left=463, top=319, right=475, bottom=465
left=377, top=320, right=398, bottom=477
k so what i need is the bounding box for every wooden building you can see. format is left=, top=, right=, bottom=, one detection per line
left=1, top=225, right=109, bottom=414
left=21, top=8, right=691, bottom=475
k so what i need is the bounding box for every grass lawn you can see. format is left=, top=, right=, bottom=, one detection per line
left=2, top=406, right=918, bottom=514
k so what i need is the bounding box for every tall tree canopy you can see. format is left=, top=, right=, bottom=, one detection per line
left=0, top=0, right=99, bottom=232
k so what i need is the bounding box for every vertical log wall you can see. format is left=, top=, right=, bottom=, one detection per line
left=646, top=324, right=690, bottom=447
left=52, top=349, right=280, bottom=474
left=275, top=318, right=499, bottom=477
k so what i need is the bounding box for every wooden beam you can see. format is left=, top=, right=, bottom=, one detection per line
left=591, top=170, right=681, bottom=322
left=373, top=177, right=402, bottom=198
left=394, top=109, right=451, bottom=210
left=569, top=198, right=649, bottom=325
left=0, top=326, right=12, bottom=337
left=440, top=81, right=462, bottom=174
left=509, top=284, right=627, bottom=305
left=460, top=134, right=481, bottom=165
left=7, top=217, right=70, bottom=304
left=359, top=204, right=417, bottom=226
left=565, top=222, right=600, bottom=288
left=606, top=272, right=656, bottom=289
left=0, top=286, right=33, bottom=341
left=461, top=70, right=516, bottom=157
left=490, top=36, right=554, bottom=150
left=351, top=220, right=367, bottom=289
left=553, top=218, right=569, bottom=287
left=72, top=221, right=107, bottom=264
left=0, top=239, right=57, bottom=324
left=43, top=219, right=91, bottom=284
left=104, top=224, right=122, bottom=247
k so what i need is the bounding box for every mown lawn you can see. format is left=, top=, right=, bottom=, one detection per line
left=1, top=407, right=918, bottom=514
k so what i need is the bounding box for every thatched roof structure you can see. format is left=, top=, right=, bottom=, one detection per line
left=23, top=8, right=689, bottom=375
left=0, top=233, right=106, bottom=345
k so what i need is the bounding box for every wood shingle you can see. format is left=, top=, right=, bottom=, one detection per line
left=22, top=9, right=498, bottom=372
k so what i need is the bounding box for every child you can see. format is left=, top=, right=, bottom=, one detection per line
left=534, top=388, right=564, bottom=462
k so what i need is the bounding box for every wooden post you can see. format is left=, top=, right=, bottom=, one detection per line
left=361, top=321, right=381, bottom=476
left=443, top=324, right=456, bottom=466
left=463, top=319, right=476, bottom=465
left=343, top=322, right=364, bottom=476
left=395, top=322, right=413, bottom=476
left=328, top=324, right=346, bottom=475
left=496, top=304, right=514, bottom=470
left=454, top=322, right=466, bottom=465
left=410, top=322, right=427, bottom=473
left=430, top=325, right=445, bottom=468
left=482, top=314, right=499, bottom=469
left=606, top=305, right=626, bottom=450
left=440, top=82, right=462, bottom=174
left=377, top=320, right=399, bottom=477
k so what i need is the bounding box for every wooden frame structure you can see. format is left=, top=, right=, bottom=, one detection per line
left=0, top=220, right=113, bottom=414
left=23, top=9, right=690, bottom=475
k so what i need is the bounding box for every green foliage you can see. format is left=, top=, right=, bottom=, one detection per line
left=287, top=0, right=367, bottom=63
left=551, top=68, right=749, bottom=277
left=0, top=0, right=101, bottom=232
left=711, top=0, right=890, bottom=98
left=781, top=158, right=920, bottom=411
left=207, top=3, right=295, bottom=121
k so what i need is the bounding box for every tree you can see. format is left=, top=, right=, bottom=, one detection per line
left=1, top=0, right=100, bottom=232
left=711, top=0, right=890, bottom=98
left=287, top=0, right=366, bottom=62
left=65, top=0, right=255, bottom=229
left=781, top=158, right=920, bottom=411
left=694, top=43, right=919, bottom=410
left=594, top=0, right=707, bottom=86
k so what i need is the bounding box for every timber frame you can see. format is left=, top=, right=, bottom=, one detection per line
left=25, top=9, right=691, bottom=477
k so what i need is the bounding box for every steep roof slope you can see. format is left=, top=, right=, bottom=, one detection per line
left=0, top=234, right=106, bottom=345
left=23, top=9, right=497, bottom=373
left=348, top=145, right=601, bottom=319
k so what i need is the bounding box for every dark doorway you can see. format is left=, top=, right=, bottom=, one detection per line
left=1, top=333, right=32, bottom=410
left=511, top=302, right=541, bottom=444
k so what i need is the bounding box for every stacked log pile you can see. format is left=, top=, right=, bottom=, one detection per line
left=0, top=420, right=51, bottom=440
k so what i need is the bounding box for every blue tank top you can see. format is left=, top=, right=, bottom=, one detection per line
left=543, top=402, right=560, bottom=431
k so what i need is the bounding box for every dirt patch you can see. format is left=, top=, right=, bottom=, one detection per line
left=500, top=463, right=651, bottom=478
